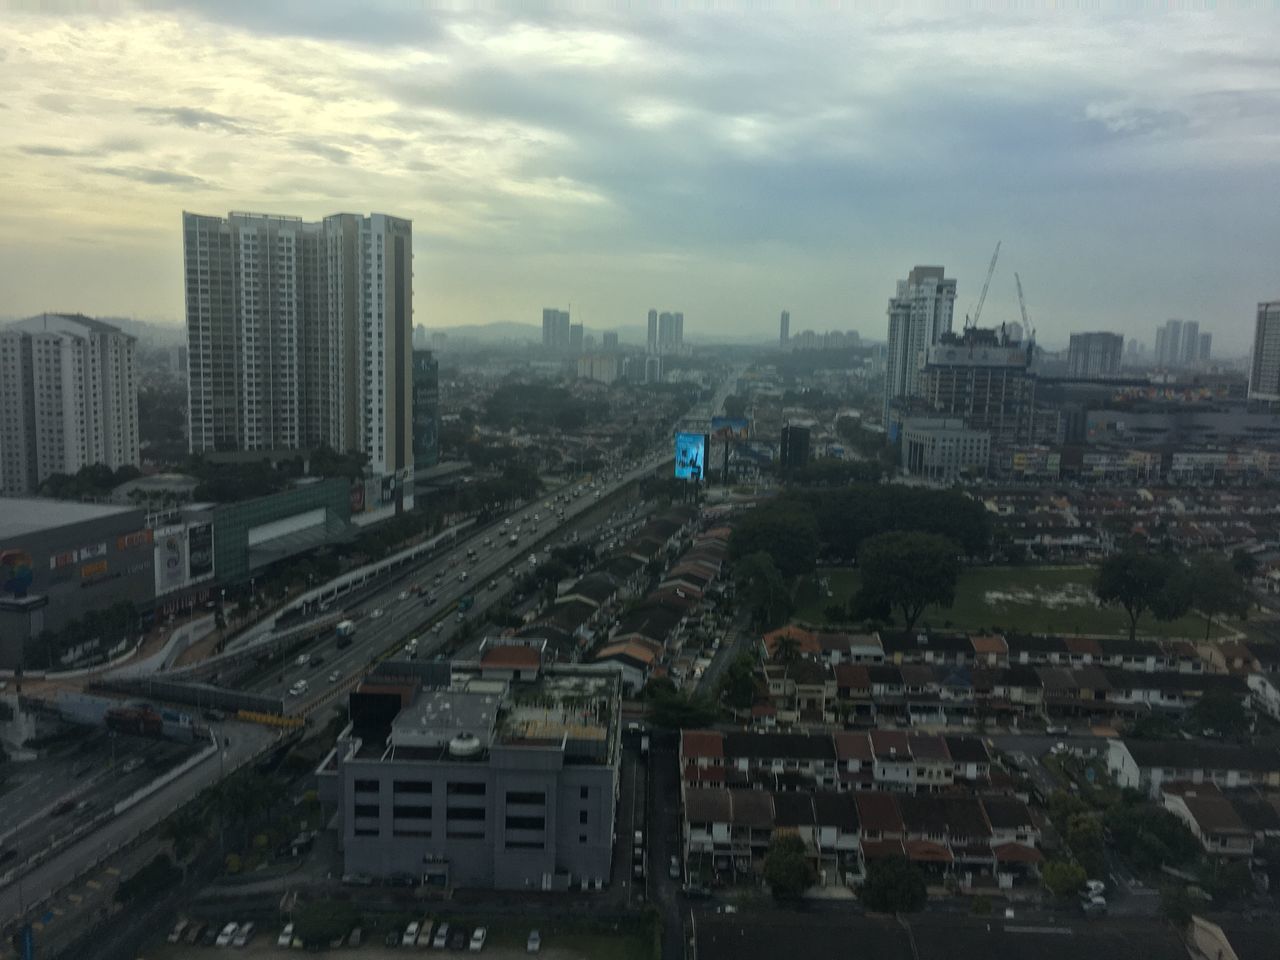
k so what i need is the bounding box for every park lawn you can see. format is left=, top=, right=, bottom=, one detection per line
left=798, top=565, right=1229, bottom=640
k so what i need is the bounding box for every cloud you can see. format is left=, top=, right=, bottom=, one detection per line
left=92, top=165, right=213, bottom=188
left=135, top=105, right=249, bottom=133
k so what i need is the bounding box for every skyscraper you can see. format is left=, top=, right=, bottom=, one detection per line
left=0, top=313, right=139, bottom=496
left=1154, top=318, right=1184, bottom=367
left=1180, top=320, right=1201, bottom=365
left=1249, top=302, right=1280, bottom=401
left=411, top=349, right=440, bottom=469
left=182, top=211, right=413, bottom=487
left=1198, top=332, right=1212, bottom=362
left=779, top=310, right=790, bottom=346
left=674, top=312, right=684, bottom=347
left=1067, top=332, right=1124, bottom=378
left=883, top=266, right=957, bottom=428
left=780, top=425, right=811, bottom=468
left=569, top=323, right=584, bottom=353
left=647, top=309, right=658, bottom=354
left=602, top=331, right=619, bottom=351
left=541, top=308, right=571, bottom=350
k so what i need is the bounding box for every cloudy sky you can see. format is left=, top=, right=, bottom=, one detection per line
left=1, top=1, right=1277, bottom=351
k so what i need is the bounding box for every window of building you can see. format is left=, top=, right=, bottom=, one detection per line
left=393, top=827, right=431, bottom=838
left=394, top=780, right=431, bottom=794
left=353, top=827, right=378, bottom=837
left=579, top=834, right=588, bottom=844
left=392, top=805, right=432, bottom=819
left=579, top=810, right=588, bottom=825
left=447, top=828, right=485, bottom=840
left=353, top=779, right=380, bottom=794
left=505, top=840, right=544, bottom=850
left=447, top=782, right=486, bottom=796
left=505, top=815, right=545, bottom=831
left=447, top=807, right=486, bottom=822
left=353, top=804, right=379, bottom=818
left=505, top=791, right=546, bottom=806
left=579, top=786, right=589, bottom=800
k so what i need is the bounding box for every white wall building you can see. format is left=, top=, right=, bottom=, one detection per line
left=0, top=313, right=139, bottom=495
left=183, top=211, right=413, bottom=501
left=1249, top=301, right=1280, bottom=401
left=882, top=266, right=956, bottom=429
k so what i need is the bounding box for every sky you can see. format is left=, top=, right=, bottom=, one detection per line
left=1, top=1, right=1277, bottom=352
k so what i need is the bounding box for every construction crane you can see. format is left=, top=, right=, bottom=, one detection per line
left=1015, top=271, right=1032, bottom=336
left=966, top=240, right=1001, bottom=329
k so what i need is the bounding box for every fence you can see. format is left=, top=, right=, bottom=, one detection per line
left=91, top=677, right=284, bottom=716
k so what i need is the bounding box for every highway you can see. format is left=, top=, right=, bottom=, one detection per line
left=249, top=451, right=679, bottom=713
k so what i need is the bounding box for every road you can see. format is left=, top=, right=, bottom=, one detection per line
left=0, top=720, right=279, bottom=928
left=645, top=735, right=687, bottom=960
left=256, top=452, right=679, bottom=713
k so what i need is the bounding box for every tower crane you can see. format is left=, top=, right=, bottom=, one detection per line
left=966, top=240, right=1001, bottom=329
left=1015, top=271, right=1032, bottom=339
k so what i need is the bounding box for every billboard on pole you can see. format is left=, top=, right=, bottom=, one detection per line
left=711, top=417, right=749, bottom=440
left=674, top=432, right=707, bottom=481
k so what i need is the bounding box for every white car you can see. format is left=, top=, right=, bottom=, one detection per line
left=432, top=622, right=443, bottom=633
left=398, top=590, right=409, bottom=601
left=276, top=923, right=294, bottom=947
left=232, top=922, right=255, bottom=947
left=215, top=921, right=239, bottom=946
left=432, top=923, right=450, bottom=949
left=328, top=669, right=342, bottom=683
left=469, top=927, right=487, bottom=952
left=295, top=653, right=311, bottom=666
left=526, top=930, right=541, bottom=954
left=402, top=921, right=421, bottom=947
left=288, top=680, right=309, bottom=697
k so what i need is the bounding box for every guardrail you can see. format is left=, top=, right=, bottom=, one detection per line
left=112, top=729, right=219, bottom=817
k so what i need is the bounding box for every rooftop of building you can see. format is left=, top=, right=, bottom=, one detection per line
left=0, top=498, right=140, bottom=538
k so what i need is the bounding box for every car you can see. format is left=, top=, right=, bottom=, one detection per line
left=483, top=537, right=492, bottom=546
left=232, top=922, right=255, bottom=947
left=167, top=919, right=190, bottom=944
left=403, top=921, right=421, bottom=947
left=1081, top=895, right=1107, bottom=917
left=277, top=924, right=295, bottom=948
left=398, top=590, right=410, bottom=601
left=416, top=919, right=436, bottom=947
left=348, top=927, right=363, bottom=947
left=370, top=608, right=384, bottom=619
left=1084, top=879, right=1106, bottom=897
left=289, top=679, right=309, bottom=696
left=528, top=554, right=537, bottom=565
left=526, top=930, right=541, bottom=954
left=295, top=653, right=311, bottom=666
left=459, top=571, right=468, bottom=581
left=682, top=883, right=712, bottom=900
left=487, top=580, right=497, bottom=591
left=433, top=622, right=443, bottom=633
left=634, top=829, right=644, bottom=846
left=669, top=855, right=681, bottom=880
left=456, top=611, right=465, bottom=622
left=121, top=757, right=143, bottom=774
left=469, top=927, right=488, bottom=951
left=328, top=669, right=342, bottom=683
left=432, top=922, right=450, bottom=948
left=633, top=861, right=644, bottom=879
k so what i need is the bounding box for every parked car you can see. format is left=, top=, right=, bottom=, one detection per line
left=669, top=855, right=681, bottom=880
left=295, top=653, right=311, bottom=666
left=469, top=927, right=488, bottom=952
left=348, top=927, right=363, bottom=947
left=167, top=919, right=189, bottom=944
left=402, top=921, right=421, bottom=947
left=432, top=922, right=450, bottom=948
left=328, top=669, right=342, bottom=683
left=186, top=922, right=207, bottom=945
left=527, top=930, right=541, bottom=953
left=232, top=922, right=255, bottom=947
left=276, top=923, right=294, bottom=947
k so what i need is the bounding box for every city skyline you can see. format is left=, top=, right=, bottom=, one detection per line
left=1, top=4, right=1278, bottom=351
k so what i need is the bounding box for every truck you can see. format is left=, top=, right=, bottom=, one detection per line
left=335, top=620, right=356, bottom=647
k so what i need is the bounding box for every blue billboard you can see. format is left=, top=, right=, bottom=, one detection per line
left=674, top=432, right=707, bottom=481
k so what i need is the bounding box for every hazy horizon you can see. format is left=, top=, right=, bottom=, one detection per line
left=2, top=2, right=1278, bottom=353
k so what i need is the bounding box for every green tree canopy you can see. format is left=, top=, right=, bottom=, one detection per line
left=733, top=551, right=792, bottom=628
left=294, top=900, right=361, bottom=947
left=860, top=857, right=927, bottom=913
left=718, top=654, right=757, bottom=711
left=1190, top=686, right=1250, bottom=737
left=1190, top=554, right=1250, bottom=641
left=854, top=531, right=961, bottom=635
left=763, top=834, right=815, bottom=900
left=1094, top=551, right=1191, bottom=641
left=1042, top=860, right=1087, bottom=898
left=730, top=504, right=819, bottom=578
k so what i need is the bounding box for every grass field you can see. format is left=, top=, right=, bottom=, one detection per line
left=796, top=565, right=1228, bottom=639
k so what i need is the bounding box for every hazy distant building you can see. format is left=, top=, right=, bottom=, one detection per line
left=1199, top=332, right=1212, bottom=363
left=883, top=265, right=957, bottom=429
left=1067, top=332, right=1124, bottom=378
left=577, top=354, right=619, bottom=384
left=1180, top=320, right=1201, bottom=365
left=646, top=309, right=658, bottom=354
left=541, top=308, right=571, bottom=351
left=1249, top=302, right=1280, bottom=401
left=431, top=332, right=448, bottom=353
left=182, top=211, right=414, bottom=493
left=900, top=417, right=990, bottom=480
left=602, top=331, right=619, bottom=351
left=779, top=310, right=790, bottom=346
left=644, top=354, right=663, bottom=384
left=411, top=349, right=440, bottom=469
left=569, top=323, right=584, bottom=353
left=780, top=424, right=811, bottom=469
left=917, top=327, right=1035, bottom=445
left=0, top=314, right=139, bottom=496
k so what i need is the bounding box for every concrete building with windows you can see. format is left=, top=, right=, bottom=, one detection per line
left=900, top=418, right=990, bottom=480
left=883, top=266, right=957, bottom=430
left=0, top=314, right=139, bottom=496
left=541, top=308, right=570, bottom=351
left=411, top=349, right=440, bottom=469
left=320, top=642, right=621, bottom=890
left=1066, top=331, right=1123, bottom=378
left=1249, top=302, right=1280, bottom=401
left=915, top=327, right=1035, bottom=446
left=779, top=310, right=790, bottom=346
left=182, top=211, right=414, bottom=503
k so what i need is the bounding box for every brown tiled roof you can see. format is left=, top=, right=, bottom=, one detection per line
left=480, top=645, right=541, bottom=670
left=682, top=730, right=725, bottom=760
left=970, top=634, right=1007, bottom=655
left=855, top=792, right=903, bottom=834
left=833, top=731, right=873, bottom=762
left=992, top=843, right=1044, bottom=864
left=834, top=664, right=871, bottom=691
left=729, top=789, right=775, bottom=829
left=1065, top=636, right=1103, bottom=656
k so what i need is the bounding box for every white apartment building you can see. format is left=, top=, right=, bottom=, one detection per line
left=183, top=211, right=413, bottom=499
left=0, top=313, right=139, bottom=496
left=882, top=266, right=956, bottom=429
left=1249, top=302, right=1280, bottom=401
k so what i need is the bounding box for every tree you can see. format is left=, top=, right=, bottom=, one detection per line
left=763, top=834, right=815, bottom=900
left=1158, top=884, right=1192, bottom=929
left=1231, top=548, right=1259, bottom=581
left=730, top=503, right=820, bottom=578
left=293, top=899, right=361, bottom=947
left=1094, top=551, right=1189, bottom=642
left=718, top=655, right=757, bottom=711
left=734, top=551, right=792, bottom=628
left=855, top=532, right=961, bottom=635
left=1190, top=555, right=1250, bottom=641
left=1190, top=687, right=1250, bottom=737
left=860, top=857, right=927, bottom=913
left=1042, top=860, right=1086, bottom=898
left=648, top=690, right=718, bottom=729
